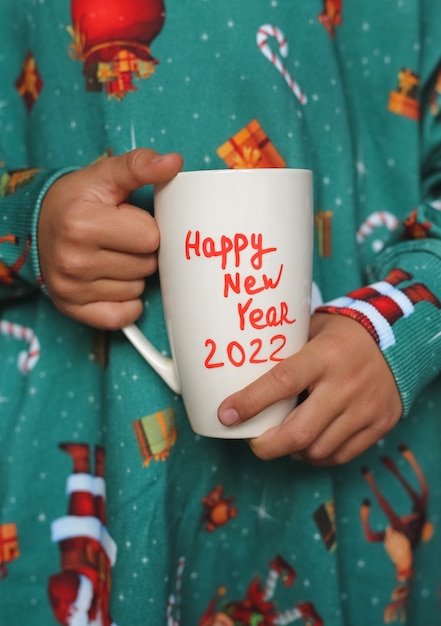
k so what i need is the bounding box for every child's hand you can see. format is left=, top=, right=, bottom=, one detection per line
left=38, top=149, right=183, bottom=329
left=218, top=313, right=403, bottom=464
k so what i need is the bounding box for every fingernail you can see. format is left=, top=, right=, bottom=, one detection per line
left=219, top=407, right=240, bottom=427
left=150, top=153, right=168, bottom=162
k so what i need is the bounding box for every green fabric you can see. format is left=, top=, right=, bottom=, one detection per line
left=1, top=1, right=441, bottom=625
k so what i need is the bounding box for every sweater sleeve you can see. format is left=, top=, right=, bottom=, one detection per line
left=316, top=37, right=441, bottom=416
left=0, top=164, right=77, bottom=300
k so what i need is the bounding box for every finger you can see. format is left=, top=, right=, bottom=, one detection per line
left=302, top=425, right=390, bottom=466
left=101, top=203, right=161, bottom=255
left=57, top=248, right=158, bottom=282
left=56, top=277, right=146, bottom=306
left=86, top=149, right=184, bottom=205
left=332, top=426, right=392, bottom=464
left=300, top=407, right=398, bottom=466
left=95, top=250, right=157, bottom=281
left=64, top=201, right=160, bottom=256
left=293, top=406, right=368, bottom=464
left=218, top=344, right=322, bottom=427
left=65, top=299, right=144, bottom=330
left=248, top=387, right=343, bottom=460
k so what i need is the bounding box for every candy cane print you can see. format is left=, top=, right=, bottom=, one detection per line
left=0, top=320, right=40, bottom=373
left=166, top=594, right=177, bottom=626
left=356, top=211, right=399, bottom=252
left=256, top=24, right=307, bottom=105
left=166, top=556, right=186, bottom=626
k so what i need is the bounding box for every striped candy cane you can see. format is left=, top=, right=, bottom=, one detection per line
left=0, top=320, right=40, bottom=373
left=167, top=556, right=186, bottom=626
left=356, top=211, right=399, bottom=252
left=256, top=24, right=307, bottom=105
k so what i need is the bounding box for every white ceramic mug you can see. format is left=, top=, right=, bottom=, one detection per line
left=123, top=168, right=313, bottom=438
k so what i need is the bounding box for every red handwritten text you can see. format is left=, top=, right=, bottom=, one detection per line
left=185, top=231, right=277, bottom=270
left=237, top=298, right=295, bottom=331
left=224, top=264, right=284, bottom=297
left=204, top=334, right=287, bottom=368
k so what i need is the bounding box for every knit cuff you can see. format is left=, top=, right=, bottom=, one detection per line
left=31, top=167, right=79, bottom=293
left=316, top=240, right=441, bottom=416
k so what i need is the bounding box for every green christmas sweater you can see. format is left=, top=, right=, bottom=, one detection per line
left=1, top=1, right=441, bottom=625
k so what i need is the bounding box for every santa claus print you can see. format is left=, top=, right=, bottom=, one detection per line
left=199, top=556, right=323, bottom=626
left=48, top=443, right=117, bottom=626
left=68, top=0, right=166, bottom=100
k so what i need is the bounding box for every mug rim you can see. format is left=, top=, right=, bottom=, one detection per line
left=177, top=167, right=312, bottom=176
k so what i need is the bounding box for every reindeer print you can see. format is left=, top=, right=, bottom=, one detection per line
left=360, top=444, right=434, bottom=623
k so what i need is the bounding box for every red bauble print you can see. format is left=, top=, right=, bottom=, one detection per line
left=69, top=0, right=166, bottom=98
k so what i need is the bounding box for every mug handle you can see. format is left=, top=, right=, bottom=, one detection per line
left=122, top=324, right=181, bottom=394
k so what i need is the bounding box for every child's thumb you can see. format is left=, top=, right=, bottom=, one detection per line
left=88, top=148, right=183, bottom=204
